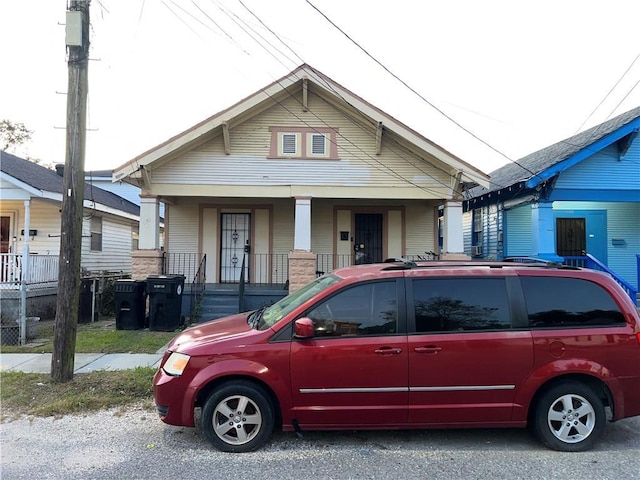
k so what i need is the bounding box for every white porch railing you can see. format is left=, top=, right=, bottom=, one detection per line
left=0, top=254, right=59, bottom=288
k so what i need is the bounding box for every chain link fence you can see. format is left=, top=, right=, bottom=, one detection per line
left=0, top=265, right=130, bottom=346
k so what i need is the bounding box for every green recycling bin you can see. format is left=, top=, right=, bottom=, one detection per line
left=147, top=275, right=186, bottom=331
left=114, top=280, right=147, bottom=330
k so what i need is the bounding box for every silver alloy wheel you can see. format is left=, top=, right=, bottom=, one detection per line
left=212, top=394, right=263, bottom=446
left=547, top=393, right=596, bottom=444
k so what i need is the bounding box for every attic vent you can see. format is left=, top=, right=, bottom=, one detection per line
left=282, top=134, right=297, bottom=155
left=311, top=134, right=326, bottom=155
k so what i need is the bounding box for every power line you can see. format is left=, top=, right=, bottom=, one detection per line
left=304, top=0, right=540, bottom=180
left=166, top=1, right=472, bottom=197
left=574, top=51, right=640, bottom=133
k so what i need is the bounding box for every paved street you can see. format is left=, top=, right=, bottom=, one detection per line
left=1, top=403, right=639, bottom=480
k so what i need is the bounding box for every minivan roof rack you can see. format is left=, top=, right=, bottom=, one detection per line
left=380, top=257, right=580, bottom=271
left=382, top=258, right=417, bottom=269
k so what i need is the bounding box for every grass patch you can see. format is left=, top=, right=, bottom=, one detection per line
left=0, top=320, right=178, bottom=354
left=0, top=368, right=156, bottom=418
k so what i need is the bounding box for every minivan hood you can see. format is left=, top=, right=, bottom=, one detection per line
left=166, top=312, right=252, bottom=352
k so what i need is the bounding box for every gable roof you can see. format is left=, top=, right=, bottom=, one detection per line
left=113, top=64, right=489, bottom=189
left=474, top=106, right=640, bottom=197
left=1, top=151, right=140, bottom=217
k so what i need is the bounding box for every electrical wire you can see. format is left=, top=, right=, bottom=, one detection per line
left=304, top=0, right=541, bottom=181
left=176, top=1, right=471, bottom=197
left=574, top=51, right=640, bottom=133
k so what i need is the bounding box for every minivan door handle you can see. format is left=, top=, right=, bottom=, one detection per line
left=414, top=346, right=442, bottom=354
left=374, top=347, right=403, bottom=355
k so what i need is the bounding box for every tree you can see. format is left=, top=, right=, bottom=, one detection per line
left=0, top=120, right=33, bottom=151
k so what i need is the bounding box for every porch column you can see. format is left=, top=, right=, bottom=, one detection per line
left=132, top=195, right=163, bottom=280
left=294, top=196, right=311, bottom=251
left=531, top=202, right=563, bottom=262
left=440, top=200, right=469, bottom=260
left=19, top=199, right=31, bottom=345
left=139, top=195, right=160, bottom=249
left=289, top=197, right=316, bottom=292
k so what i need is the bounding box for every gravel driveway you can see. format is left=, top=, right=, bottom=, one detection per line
left=2, top=403, right=639, bottom=480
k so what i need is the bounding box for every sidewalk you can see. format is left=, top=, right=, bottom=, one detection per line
left=0, top=352, right=164, bottom=374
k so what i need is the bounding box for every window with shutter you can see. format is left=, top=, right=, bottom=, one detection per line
left=311, top=134, right=326, bottom=155
left=282, top=134, right=297, bottom=155
left=269, top=127, right=339, bottom=159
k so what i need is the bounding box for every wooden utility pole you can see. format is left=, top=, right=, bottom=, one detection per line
left=52, top=0, right=90, bottom=382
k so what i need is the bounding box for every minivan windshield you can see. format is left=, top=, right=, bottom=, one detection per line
left=257, top=274, right=341, bottom=330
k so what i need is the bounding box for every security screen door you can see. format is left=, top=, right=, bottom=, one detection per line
left=354, top=213, right=383, bottom=264
left=220, top=213, right=250, bottom=283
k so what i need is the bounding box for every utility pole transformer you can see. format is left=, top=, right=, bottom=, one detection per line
left=52, top=0, right=90, bottom=382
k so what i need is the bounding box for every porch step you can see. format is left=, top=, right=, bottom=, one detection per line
left=199, top=292, right=240, bottom=321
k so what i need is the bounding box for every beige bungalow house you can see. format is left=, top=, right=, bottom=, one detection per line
left=113, top=64, right=489, bottom=318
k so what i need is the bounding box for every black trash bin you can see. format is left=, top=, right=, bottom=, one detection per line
left=79, top=278, right=97, bottom=323
left=114, top=279, right=147, bottom=330
left=147, top=275, right=186, bottom=331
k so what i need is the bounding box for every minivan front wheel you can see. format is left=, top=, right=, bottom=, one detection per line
left=533, top=381, right=605, bottom=452
left=202, top=381, right=274, bottom=453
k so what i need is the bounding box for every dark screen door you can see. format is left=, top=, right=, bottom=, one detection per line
left=354, top=214, right=383, bottom=264
left=556, top=218, right=586, bottom=256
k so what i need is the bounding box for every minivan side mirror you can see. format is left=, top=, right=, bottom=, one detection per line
left=294, top=317, right=314, bottom=339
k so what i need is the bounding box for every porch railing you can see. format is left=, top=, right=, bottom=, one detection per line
left=0, top=253, right=59, bottom=287
left=163, top=252, right=200, bottom=281
left=315, top=254, right=352, bottom=276
left=189, top=254, right=206, bottom=322
left=219, top=253, right=289, bottom=286
left=563, top=254, right=638, bottom=306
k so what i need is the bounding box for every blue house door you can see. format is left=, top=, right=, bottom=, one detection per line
left=555, top=210, right=607, bottom=264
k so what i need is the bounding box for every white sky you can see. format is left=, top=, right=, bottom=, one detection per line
left=1, top=0, right=639, bottom=174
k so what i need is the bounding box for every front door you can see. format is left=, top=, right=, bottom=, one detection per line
left=555, top=211, right=607, bottom=263
left=354, top=213, right=383, bottom=264
left=220, top=213, right=250, bottom=283
left=1, top=216, right=10, bottom=283
left=0, top=216, right=10, bottom=254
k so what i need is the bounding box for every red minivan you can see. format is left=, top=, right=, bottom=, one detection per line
left=153, top=260, right=640, bottom=452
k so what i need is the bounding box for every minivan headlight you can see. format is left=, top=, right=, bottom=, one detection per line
left=163, top=352, right=190, bottom=376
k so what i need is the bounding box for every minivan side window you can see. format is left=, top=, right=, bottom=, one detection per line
left=520, top=277, right=625, bottom=328
left=307, top=281, right=397, bottom=337
left=413, top=278, right=511, bottom=333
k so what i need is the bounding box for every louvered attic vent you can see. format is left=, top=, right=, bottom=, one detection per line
left=282, top=134, right=297, bottom=154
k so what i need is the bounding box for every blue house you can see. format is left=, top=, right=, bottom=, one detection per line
left=463, top=106, right=640, bottom=302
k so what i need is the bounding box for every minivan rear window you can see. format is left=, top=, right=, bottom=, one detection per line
left=520, top=276, right=625, bottom=328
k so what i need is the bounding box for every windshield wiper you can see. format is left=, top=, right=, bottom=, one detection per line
left=248, top=306, right=266, bottom=328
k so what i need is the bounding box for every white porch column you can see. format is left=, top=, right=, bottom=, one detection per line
left=441, top=200, right=468, bottom=260
left=293, top=196, right=312, bottom=251
left=19, top=199, right=31, bottom=345
left=139, top=195, right=160, bottom=250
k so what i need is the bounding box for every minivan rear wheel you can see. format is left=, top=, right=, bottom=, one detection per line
left=533, top=381, right=605, bottom=452
left=201, top=381, right=274, bottom=453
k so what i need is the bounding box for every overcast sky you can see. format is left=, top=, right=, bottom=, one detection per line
left=2, top=0, right=639, bottom=174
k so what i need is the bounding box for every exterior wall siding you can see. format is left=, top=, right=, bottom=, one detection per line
left=462, top=210, right=472, bottom=255
left=2, top=199, right=136, bottom=274
left=151, top=92, right=451, bottom=197
left=81, top=216, right=134, bottom=273
left=504, top=204, right=533, bottom=257
left=555, top=139, right=640, bottom=191
left=2, top=200, right=62, bottom=255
